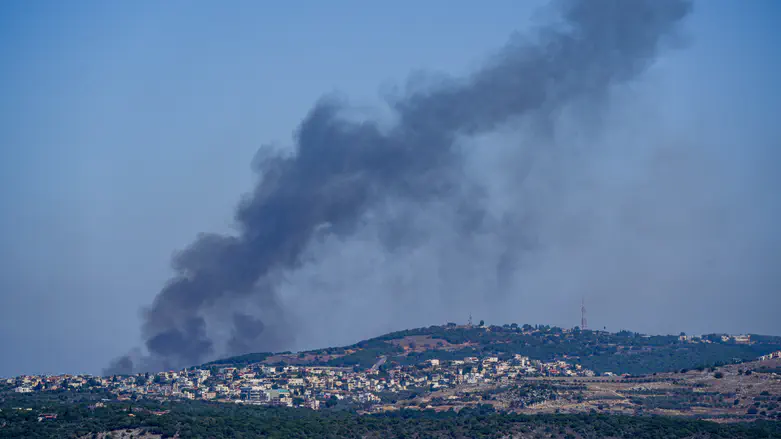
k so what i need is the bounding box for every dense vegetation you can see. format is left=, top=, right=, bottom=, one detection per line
left=3, top=398, right=781, bottom=439
left=202, top=352, right=272, bottom=367
left=210, top=324, right=781, bottom=375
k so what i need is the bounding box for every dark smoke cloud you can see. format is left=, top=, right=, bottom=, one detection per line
left=106, top=0, right=691, bottom=374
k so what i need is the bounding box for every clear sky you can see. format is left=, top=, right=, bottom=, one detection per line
left=1, top=0, right=779, bottom=377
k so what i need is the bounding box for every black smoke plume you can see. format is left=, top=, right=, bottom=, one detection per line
left=106, top=0, right=691, bottom=374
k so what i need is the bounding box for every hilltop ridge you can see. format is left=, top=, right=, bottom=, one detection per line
left=5, top=322, right=781, bottom=434
left=203, top=323, right=781, bottom=376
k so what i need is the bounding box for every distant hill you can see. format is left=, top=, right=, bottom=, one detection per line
left=202, top=324, right=781, bottom=376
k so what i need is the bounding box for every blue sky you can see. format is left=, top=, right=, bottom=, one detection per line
left=1, top=0, right=779, bottom=377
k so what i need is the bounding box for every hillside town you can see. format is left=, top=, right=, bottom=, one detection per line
left=6, top=318, right=778, bottom=414
left=6, top=353, right=604, bottom=411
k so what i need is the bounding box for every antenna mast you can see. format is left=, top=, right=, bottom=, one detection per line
left=581, top=297, right=588, bottom=330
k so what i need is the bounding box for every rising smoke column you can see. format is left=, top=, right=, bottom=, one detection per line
left=107, top=0, right=692, bottom=374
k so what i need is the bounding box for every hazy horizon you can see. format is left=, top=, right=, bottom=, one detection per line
left=2, top=0, right=780, bottom=377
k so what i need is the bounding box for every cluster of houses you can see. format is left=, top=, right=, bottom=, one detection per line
left=676, top=334, right=753, bottom=344
left=6, top=354, right=599, bottom=411
left=9, top=374, right=95, bottom=393
left=7, top=325, right=772, bottom=412
left=758, top=351, right=781, bottom=361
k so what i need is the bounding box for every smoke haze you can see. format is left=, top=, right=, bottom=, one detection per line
left=3, top=0, right=780, bottom=378
left=104, top=0, right=701, bottom=373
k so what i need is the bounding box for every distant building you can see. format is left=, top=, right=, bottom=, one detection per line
left=37, top=413, right=57, bottom=421
left=721, top=334, right=752, bottom=344
left=513, top=355, right=530, bottom=367
left=240, top=386, right=267, bottom=402
left=288, top=378, right=305, bottom=386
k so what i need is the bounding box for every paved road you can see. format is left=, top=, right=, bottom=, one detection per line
left=371, top=356, right=387, bottom=371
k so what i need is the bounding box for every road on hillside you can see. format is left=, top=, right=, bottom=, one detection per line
left=371, top=356, right=387, bottom=371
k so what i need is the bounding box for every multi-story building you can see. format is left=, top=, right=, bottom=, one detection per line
left=240, top=386, right=267, bottom=402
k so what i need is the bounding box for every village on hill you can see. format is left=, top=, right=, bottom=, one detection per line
left=4, top=323, right=781, bottom=421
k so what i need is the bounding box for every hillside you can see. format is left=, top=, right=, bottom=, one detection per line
left=4, top=325, right=780, bottom=437
left=435, top=357, right=781, bottom=420
left=204, top=324, right=781, bottom=376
